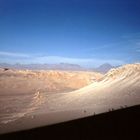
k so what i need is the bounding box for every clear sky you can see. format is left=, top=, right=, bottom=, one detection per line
left=0, top=0, right=140, bottom=67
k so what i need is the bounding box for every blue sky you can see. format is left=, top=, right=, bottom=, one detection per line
left=0, top=0, right=140, bottom=67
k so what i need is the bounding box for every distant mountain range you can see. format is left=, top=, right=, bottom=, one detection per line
left=0, top=63, right=85, bottom=71
left=0, top=63, right=119, bottom=73
left=93, top=63, right=119, bottom=73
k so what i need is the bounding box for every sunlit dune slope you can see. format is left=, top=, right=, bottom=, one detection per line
left=45, top=63, right=140, bottom=112
left=0, top=69, right=103, bottom=95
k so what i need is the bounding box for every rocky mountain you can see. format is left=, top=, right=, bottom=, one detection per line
left=0, top=63, right=85, bottom=71
left=0, top=63, right=120, bottom=73
left=94, top=63, right=119, bottom=73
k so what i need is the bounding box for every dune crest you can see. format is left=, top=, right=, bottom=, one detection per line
left=104, top=63, right=140, bottom=80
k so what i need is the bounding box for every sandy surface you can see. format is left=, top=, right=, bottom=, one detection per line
left=0, top=64, right=140, bottom=134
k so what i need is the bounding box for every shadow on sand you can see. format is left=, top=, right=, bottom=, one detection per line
left=0, top=105, right=140, bottom=140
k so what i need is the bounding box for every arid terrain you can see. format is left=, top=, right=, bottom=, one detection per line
left=0, top=69, right=102, bottom=94
left=0, top=63, right=140, bottom=134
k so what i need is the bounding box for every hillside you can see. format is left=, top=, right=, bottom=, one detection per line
left=0, top=69, right=103, bottom=95
left=0, top=63, right=140, bottom=134
left=42, top=64, right=140, bottom=112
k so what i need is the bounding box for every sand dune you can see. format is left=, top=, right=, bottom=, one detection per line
left=36, top=64, right=140, bottom=112
left=0, top=63, right=140, bottom=134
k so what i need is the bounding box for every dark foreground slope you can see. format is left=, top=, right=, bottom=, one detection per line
left=0, top=105, right=140, bottom=140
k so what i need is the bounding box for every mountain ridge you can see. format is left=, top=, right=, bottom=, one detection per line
left=0, top=62, right=119, bottom=73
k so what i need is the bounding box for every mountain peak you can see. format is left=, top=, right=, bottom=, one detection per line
left=95, top=63, right=115, bottom=73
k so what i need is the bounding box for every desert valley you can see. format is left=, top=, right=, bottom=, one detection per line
left=0, top=63, right=140, bottom=134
